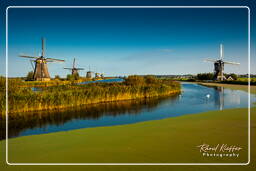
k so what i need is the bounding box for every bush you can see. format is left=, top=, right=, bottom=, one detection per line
left=197, top=73, right=214, bottom=80
left=144, top=75, right=159, bottom=84
left=125, top=75, right=145, bottom=86
left=67, top=73, right=79, bottom=81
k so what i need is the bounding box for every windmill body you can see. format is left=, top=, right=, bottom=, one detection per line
left=34, top=57, right=51, bottom=81
left=86, top=71, right=93, bottom=78
left=214, top=60, right=225, bottom=81
left=64, top=58, right=84, bottom=76
left=72, top=69, right=78, bottom=75
left=19, top=38, right=65, bottom=81
left=86, top=66, right=94, bottom=79
left=205, top=44, right=240, bottom=81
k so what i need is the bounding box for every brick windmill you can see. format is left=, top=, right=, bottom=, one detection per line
left=19, top=38, right=65, bottom=81
left=204, top=44, right=240, bottom=81
left=64, top=58, right=84, bottom=75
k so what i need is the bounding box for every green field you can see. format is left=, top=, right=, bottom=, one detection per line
left=0, top=84, right=255, bottom=170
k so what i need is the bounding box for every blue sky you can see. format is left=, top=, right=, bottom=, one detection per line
left=0, top=1, right=254, bottom=77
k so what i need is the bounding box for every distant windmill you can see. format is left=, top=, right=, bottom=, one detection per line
left=64, top=58, right=84, bottom=75
left=19, top=38, right=65, bottom=81
left=86, top=66, right=94, bottom=79
left=204, top=44, right=240, bottom=81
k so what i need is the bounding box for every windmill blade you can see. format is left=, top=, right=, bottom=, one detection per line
left=223, top=61, right=240, bottom=65
left=46, top=58, right=65, bottom=62
left=64, top=67, right=73, bottom=70
left=42, top=37, right=45, bottom=57
left=19, top=55, right=39, bottom=59
left=76, top=68, right=84, bottom=70
left=73, top=58, right=76, bottom=69
left=204, top=58, right=216, bottom=62
left=30, top=60, right=35, bottom=71
left=220, top=44, right=224, bottom=59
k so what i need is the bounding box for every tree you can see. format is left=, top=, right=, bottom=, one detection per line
left=26, top=71, right=34, bottom=81
left=67, top=74, right=74, bottom=81
left=67, top=73, right=80, bottom=81
left=197, top=73, right=214, bottom=80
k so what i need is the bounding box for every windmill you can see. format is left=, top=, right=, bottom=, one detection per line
left=204, top=44, right=240, bottom=81
left=86, top=66, right=94, bottom=79
left=19, top=38, right=65, bottom=81
left=64, top=58, right=84, bottom=75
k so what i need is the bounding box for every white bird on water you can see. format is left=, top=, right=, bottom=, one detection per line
left=206, top=94, right=211, bottom=98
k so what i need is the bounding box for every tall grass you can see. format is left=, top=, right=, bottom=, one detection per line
left=0, top=76, right=180, bottom=117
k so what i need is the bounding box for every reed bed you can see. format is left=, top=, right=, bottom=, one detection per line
left=0, top=76, right=180, bottom=117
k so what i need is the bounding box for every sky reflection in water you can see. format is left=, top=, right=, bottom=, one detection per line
left=6, top=82, right=255, bottom=139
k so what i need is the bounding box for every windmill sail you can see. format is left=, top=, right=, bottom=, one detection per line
left=46, top=58, right=65, bottom=62
left=19, top=55, right=39, bottom=59
left=42, top=38, right=45, bottom=57
left=64, top=58, right=84, bottom=75
left=220, top=44, right=223, bottom=59
left=223, top=61, right=240, bottom=65
left=19, top=38, right=65, bottom=81
left=204, top=44, right=240, bottom=81
left=204, top=58, right=216, bottom=62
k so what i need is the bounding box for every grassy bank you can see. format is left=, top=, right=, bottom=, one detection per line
left=175, top=77, right=256, bottom=86
left=199, top=82, right=256, bottom=94
left=0, top=107, right=255, bottom=170
left=0, top=76, right=180, bottom=116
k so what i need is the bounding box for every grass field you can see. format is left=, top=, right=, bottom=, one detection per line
left=0, top=84, right=255, bottom=170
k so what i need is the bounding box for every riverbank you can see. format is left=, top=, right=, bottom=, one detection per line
left=0, top=76, right=180, bottom=116
left=1, top=83, right=255, bottom=170
left=1, top=107, right=254, bottom=169
left=199, top=82, right=256, bottom=94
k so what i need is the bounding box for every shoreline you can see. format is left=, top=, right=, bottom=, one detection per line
left=1, top=76, right=181, bottom=116
left=1, top=81, right=255, bottom=168
left=5, top=90, right=181, bottom=116
left=2, top=107, right=253, bottom=163
left=198, top=82, right=256, bottom=94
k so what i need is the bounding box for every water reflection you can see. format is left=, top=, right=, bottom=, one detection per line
left=213, top=86, right=224, bottom=110
left=211, top=86, right=243, bottom=111
left=31, top=87, right=43, bottom=92
left=1, top=83, right=254, bottom=140
left=1, top=95, right=179, bottom=140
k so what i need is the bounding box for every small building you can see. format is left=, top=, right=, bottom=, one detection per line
left=95, top=73, right=101, bottom=78
left=227, top=76, right=234, bottom=80
left=100, top=73, right=104, bottom=79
